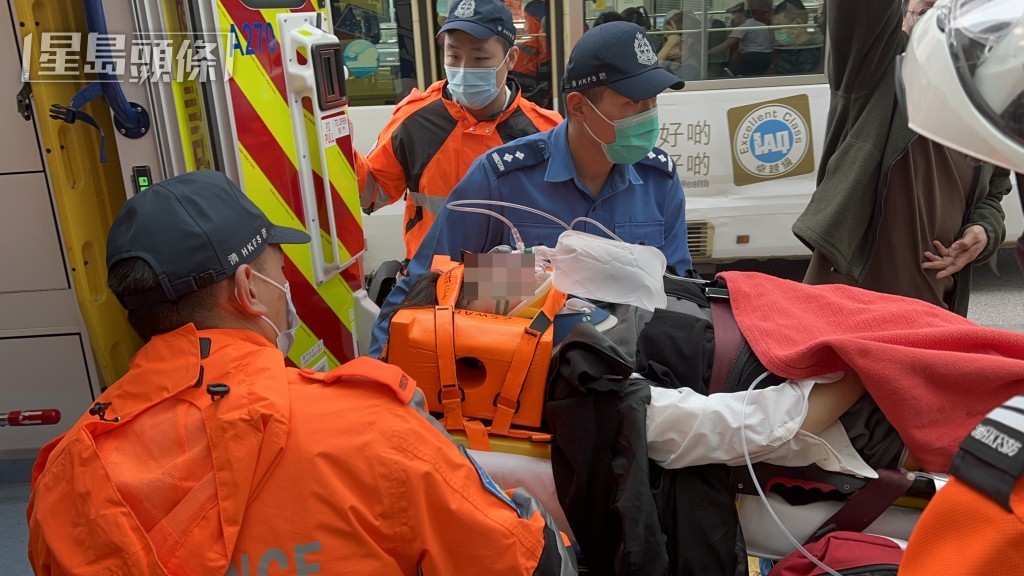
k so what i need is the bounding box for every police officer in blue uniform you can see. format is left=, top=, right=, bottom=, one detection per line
left=370, top=21, right=689, bottom=357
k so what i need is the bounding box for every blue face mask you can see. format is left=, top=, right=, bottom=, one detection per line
left=582, top=99, right=661, bottom=165
left=445, top=53, right=509, bottom=110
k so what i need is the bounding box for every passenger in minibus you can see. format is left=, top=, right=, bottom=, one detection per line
left=657, top=9, right=702, bottom=81
left=708, top=2, right=773, bottom=76
left=770, top=0, right=824, bottom=75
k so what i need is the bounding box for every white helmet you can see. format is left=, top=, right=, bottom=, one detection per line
left=900, top=0, right=1024, bottom=172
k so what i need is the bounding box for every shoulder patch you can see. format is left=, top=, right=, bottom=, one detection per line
left=951, top=394, right=1024, bottom=511
left=306, top=357, right=417, bottom=405
left=485, top=139, right=549, bottom=178
left=636, top=146, right=676, bottom=176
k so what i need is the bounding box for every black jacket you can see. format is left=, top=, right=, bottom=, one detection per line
left=545, top=322, right=746, bottom=576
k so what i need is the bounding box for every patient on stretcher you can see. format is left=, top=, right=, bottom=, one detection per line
left=383, top=254, right=1024, bottom=574
left=384, top=268, right=916, bottom=479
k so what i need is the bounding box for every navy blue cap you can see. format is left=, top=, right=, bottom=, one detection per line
left=106, top=170, right=310, bottom=310
left=562, top=21, right=685, bottom=100
left=438, top=0, right=517, bottom=46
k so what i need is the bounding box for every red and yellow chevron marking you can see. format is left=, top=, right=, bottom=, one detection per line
left=241, top=145, right=357, bottom=365
left=209, top=0, right=365, bottom=367
left=218, top=1, right=365, bottom=263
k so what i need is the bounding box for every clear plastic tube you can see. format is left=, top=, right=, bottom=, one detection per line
left=446, top=200, right=576, bottom=252
left=447, top=200, right=570, bottom=228
left=741, top=371, right=843, bottom=576
left=445, top=205, right=526, bottom=251
left=568, top=217, right=623, bottom=242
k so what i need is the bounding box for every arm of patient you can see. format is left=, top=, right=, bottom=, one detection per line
left=801, top=371, right=866, bottom=435
left=646, top=372, right=876, bottom=477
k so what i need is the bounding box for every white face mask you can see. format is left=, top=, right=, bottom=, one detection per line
left=253, top=271, right=300, bottom=355
left=537, top=230, right=668, bottom=311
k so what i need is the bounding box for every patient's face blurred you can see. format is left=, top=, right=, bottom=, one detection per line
left=463, top=252, right=537, bottom=301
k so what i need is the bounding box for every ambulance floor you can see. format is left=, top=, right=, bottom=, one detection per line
left=0, top=483, right=30, bottom=575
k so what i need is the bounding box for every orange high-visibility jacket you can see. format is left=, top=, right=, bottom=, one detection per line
left=899, top=394, right=1024, bottom=575
left=356, top=80, right=561, bottom=260
left=27, top=325, right=575, bottom=575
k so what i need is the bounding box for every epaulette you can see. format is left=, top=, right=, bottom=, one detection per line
left=636, top=146, right=676, bottom=176
left=298, top=357, right=416, bottom=405
left=951, top=394, right=1024, bottom=511
left=485, top=139, right=549, bottom=178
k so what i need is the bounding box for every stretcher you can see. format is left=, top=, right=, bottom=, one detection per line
left=461, top=434, right=938, bottom=562
left=381, top=254, right=940, bottom=565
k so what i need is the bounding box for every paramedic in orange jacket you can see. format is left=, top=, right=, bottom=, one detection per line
left=356, top=0, right=561, bottom=260
left=25, top=170, right=577, bottom=576
left=898, top=395, right=1024, bottom=575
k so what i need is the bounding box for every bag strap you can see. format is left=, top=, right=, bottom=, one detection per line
left=708, top=286, right=742, bottom=394
left=805, top=468, right=915, bottom=544
left=489, top=288, right=566, bottom=436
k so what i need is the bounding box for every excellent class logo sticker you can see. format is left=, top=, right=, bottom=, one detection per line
left=727, top=94, right=815, bottom=186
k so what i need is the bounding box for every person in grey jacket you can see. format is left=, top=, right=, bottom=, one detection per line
left=793, top=0, right=1010, bottom=316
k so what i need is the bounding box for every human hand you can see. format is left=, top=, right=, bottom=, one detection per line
left=921, top=225, right=988, bottom=279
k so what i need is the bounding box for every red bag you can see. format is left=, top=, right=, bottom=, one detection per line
left=768, top=532, right=903, bottom=576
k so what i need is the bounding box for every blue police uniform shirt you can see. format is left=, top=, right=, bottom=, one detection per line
left=369, top=121, right=692, bottom=357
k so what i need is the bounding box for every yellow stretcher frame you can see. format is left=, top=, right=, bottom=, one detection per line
left=14, top=0, right=142, bottom=388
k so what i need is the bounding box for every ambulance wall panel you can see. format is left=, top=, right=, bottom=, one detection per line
left=0, top=335, right=94, bottom=458
left=0, top=290, right=79, bottom=336
left=0, top=0, right=42, bottom=174
left=0, top=172, right=68, bottom=293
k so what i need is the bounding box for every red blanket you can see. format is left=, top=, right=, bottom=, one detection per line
left=719, top=271, right=1024, bottom=472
